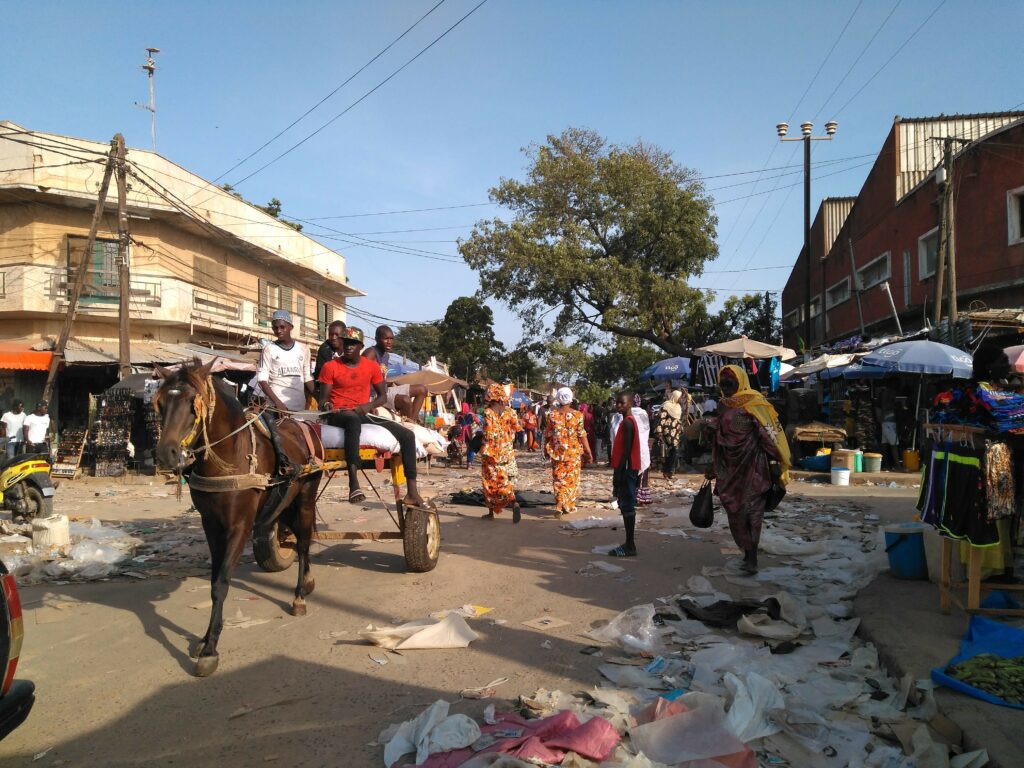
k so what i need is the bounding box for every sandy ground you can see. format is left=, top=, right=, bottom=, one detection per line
left=0, top=454, right=920, bottom=767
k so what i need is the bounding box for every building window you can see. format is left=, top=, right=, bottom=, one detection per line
left=1008, top=184, right=1024, bottom=245
left=783, top=309, right=800, bottom=330
left=857, top=252, right=891, bottom=290
left=67, top=236, right=121, bottom=303
left=902, top=250, right=911, bottom=307
left=809, top=295, right=822, bottom=318
left=918, top=227, right=939, bottom=279
left=317, top=300, right=334, bottom=336
left=825, top=278, right=850, bottom=310
left=257, top=278, right=281, bottom=326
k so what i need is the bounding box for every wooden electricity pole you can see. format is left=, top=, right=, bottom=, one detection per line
left=931, top=136, right=969, bottom=327
left=115, top=134, right=131, bottom=379
left=42, top=137, right=119, bottom=403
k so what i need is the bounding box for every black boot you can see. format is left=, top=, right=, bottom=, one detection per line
left=266, top=419, right=295, bottom=477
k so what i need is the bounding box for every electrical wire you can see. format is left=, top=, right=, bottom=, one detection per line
left=198, top=0, right=450, bottom=189
left=226, top=0, right=491, bottom=190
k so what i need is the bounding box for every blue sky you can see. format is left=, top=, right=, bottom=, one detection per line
left=3, top=0, right=1022, bottom=346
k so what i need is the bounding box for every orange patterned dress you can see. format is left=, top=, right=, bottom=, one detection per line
left=544, top=408, right=588, bottom=513
left=480, top=406, right=520, bottom=512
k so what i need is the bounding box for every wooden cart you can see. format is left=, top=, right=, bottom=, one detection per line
left=252, top=446, right=440, bottom=574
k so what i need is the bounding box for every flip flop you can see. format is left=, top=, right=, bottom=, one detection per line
left=348, top=489, right=367, bottom=504
left=607, top=545, right=637, bottom=558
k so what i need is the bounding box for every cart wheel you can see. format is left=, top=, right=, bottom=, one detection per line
left=403, top=506, right=440, bottom=573
left=253, top=522, right=296, bottom=572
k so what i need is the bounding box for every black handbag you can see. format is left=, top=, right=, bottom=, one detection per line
left=689, top=478, right=715, bottom=528
left=765, top=460, right=786, bottom=511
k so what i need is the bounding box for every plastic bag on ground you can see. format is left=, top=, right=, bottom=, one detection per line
left=383, top=700, right=480, bottom=767
left=361, top=613, right=479, bottom=650
left=586, top=605, right=665, bottom=654
left=736, top=613, right=802, bottom=641
left=723, top=671, right=785, bottom=742
left=629, top=702, right=755, bottom=767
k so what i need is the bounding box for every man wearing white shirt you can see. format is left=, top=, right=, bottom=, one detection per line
left=21, top=401, right=50, bottom=455
left=1, top=400, right=26, bottom=459
left=256, top=309, right=313, bottom=475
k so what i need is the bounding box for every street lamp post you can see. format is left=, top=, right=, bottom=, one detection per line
left=777, top=120, right=837, bottom=356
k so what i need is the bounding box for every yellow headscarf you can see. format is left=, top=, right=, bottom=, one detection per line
left=718, top=364, right=791, bottom=483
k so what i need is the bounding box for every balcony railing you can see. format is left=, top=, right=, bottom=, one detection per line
left=48, top=268, right=161, bottom=307
left=193, top=289, right=242, bottom=322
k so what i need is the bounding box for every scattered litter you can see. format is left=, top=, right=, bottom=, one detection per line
left=381, top=700, right=481, bottom=768
left=429, top=604, right=493, bottom=620
left=522, top=616, right=571, bottom=631
left=369, top=654, right=389, bottom=666
left=460, top=678, right=509, bottom=700
left=361, top=613, right=479, bottom=650
left=224, top=609, right=271, bottom=629
left=540, top=640, right=553, bottom=649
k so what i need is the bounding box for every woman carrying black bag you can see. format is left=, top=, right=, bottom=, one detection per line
left=705, top=365, right=791, bottom=574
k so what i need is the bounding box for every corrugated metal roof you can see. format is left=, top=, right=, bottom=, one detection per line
left=821, top=198, right=856, bottom=254
left=896, top=113, right=1024, bottom=200
left=30, top=338, right=198, bottom=364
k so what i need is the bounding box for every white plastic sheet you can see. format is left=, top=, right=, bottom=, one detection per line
left=361, top=613, right=479, bottom=650
left=586, top=605, right=665, bottom=654
left=630, top=702, right=749, bottom=765
left=723, top=671, right=785, bottom=742
left=381, top=700, right=480, bottom=767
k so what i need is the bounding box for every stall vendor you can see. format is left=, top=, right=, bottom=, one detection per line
left=320, top=327, right=424, bottom=508
left=362, top=325, right=427, bottom=422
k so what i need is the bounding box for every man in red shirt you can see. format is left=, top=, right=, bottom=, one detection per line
left=319, top=327, right=424, bottom=507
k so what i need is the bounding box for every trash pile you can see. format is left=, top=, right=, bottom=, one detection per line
left=377, top=497, right=990, bottom=767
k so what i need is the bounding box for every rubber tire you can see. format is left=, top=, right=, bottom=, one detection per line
left=24, top=486, right=53, bottom=520
left=252, top=522, right=296, bottom=572
left=403, top=506, right=440, bottom=573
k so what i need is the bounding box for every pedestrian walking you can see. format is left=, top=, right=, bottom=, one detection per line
left=480, top=383, right=522, bottom=522
left=520, top=406, right=538, bottom=451
left=606, top=391, right=648, bottom=557
left=1, top=400, right=26, bottom=458
left=655, top=389, right=686, bottom=479
left=634, top=394, right=654, bottom=505
left=705, top=365, right=790, bottom=574
left=544, top=387, right=593, bottom=517
left=22, top=401, right=51, bottom=455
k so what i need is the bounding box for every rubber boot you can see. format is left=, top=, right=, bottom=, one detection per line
left=267, top=421, right=294, bottom=477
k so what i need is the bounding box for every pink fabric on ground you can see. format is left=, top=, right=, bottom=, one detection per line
left=543, top=714, right=621, bottom=760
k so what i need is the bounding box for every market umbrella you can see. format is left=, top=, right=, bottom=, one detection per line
left=817, top=361, right=889, bottom=380
left=1004, top=345, right=1024, bottom=373
left=860, top=340, right=973, bottom=378
left=694, top=335, right=797, bottom=362
left=639, top=356, right=691, bottom=380
left=387, top=370, right=469, bottom=393
left=509, top=390, right=533, bottom=408
left=861, top=340, right=974, bottom=451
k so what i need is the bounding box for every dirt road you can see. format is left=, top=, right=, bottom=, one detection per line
left=0, top=457, right=917, bottom=767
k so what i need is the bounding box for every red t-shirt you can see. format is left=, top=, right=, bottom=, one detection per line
left=319, top=357, right=384, bottom=410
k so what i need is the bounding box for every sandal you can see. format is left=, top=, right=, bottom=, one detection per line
left=512, top=505, right=521, bottom=524
left=348, top=489, right=367, bottom=504
left=607, top=545, right=637, bottom=558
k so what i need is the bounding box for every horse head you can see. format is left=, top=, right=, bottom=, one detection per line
left=153, top=358, right=216, bottom=471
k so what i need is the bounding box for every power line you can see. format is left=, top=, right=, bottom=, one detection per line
left=199, top=0, right=449, bottom=188
left=835, top=0, right=950, bottom=116
left=303, top=202, right=494, bottom=220
left=227, top=0, right=491, bottom=189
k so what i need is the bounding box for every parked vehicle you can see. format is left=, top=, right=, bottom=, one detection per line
left=0, top=452, right=54, bottom=520
left=0, top=559, right=33, bottom=739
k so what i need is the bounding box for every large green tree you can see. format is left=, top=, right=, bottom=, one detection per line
left=392, top=322, right=441, bottom=364
left=437, top=296, right=503, bottom=382
left=716, top=292, right=782, bottom=345
left=459, top=127, right=719, bottom=356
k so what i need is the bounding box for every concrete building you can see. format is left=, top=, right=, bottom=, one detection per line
left=781, top=112, right=1024, bottom=350
left=0, top=121, right=363, bottom=423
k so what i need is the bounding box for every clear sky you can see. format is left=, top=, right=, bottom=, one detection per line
left=3, top=0, right=1021, bottom=346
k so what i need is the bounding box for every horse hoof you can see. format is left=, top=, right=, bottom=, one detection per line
left=302, top=578, right=316, bottom=596
left=194, top=655, right=219, bottom=677
left=291, top=599, right=307, bottom=617
left=189, top=640, right=206, bottom=659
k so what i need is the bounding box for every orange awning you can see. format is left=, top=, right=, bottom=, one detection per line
left=0, top=341, right=53, bottom=371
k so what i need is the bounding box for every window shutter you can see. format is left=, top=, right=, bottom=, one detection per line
left=280, top=286, right=293, bottom=313
left=258, top=279, right=269, bottom=325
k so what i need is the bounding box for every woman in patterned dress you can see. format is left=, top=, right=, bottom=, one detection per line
left=544, top=387, right=594, bottom=517
left=480, top=383, right=522, bottom=522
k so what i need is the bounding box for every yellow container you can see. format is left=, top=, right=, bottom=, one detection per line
left=903, top=449, right=921, bottom=472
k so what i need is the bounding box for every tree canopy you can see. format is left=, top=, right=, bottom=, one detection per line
left=392, top=322, right=441, bottom=365
left=437, top=296, right=503, bottom=382
left=459, top=127, right=719, bottom=356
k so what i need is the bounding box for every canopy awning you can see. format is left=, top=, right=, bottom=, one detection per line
left=0, top=341, right=53, bottom=371
left=694, top=335, right=797, bottom=361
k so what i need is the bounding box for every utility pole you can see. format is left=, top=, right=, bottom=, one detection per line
left=931, top=136, right=970, bottom=326
left=848, top=237, right=866, bottom=336
left=777, top=120, right=837, bottom=357
left=43, top=138, right=119, bottom=402
left=115, top=134, right=132, bottom=379
left=136, top=47, right=160, bottom=151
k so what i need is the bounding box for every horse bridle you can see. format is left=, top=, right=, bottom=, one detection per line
left=153, top=377, right=219, bottom=462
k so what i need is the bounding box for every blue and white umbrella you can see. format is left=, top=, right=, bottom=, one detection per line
left=861, top=340, right=973, bottom=379
left=386, top=353, right=421, bottom=377
left=509, top=389, right=533, bottom=408
left=639, top=356, right=691, bottom=380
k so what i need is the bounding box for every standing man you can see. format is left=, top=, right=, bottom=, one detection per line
left=320, top=327, right=425, bottom=508
left=607, top=391, right=641, bottom=558
left=1, top=400, right=26, bottom=459
left=313, top=320, right=346, bottom=381
left=256, top=309, right=314, bottom=475
left=22, top=401, right=51, bottom=455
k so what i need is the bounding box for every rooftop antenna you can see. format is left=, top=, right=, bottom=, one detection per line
left=135, top=47, right=160, bottom=150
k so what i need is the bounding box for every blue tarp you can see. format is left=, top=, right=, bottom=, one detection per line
left=931, top=594, right=1024, bottom=709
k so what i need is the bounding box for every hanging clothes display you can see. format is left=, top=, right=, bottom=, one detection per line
left=984, top=441, right=1016, bottom=521
left=917, top=440, right=1000, bottom=547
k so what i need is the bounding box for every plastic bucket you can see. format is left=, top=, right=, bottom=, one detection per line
left=830, top=467, right=851, bottom=486
left=830, top=449, right=856, bottom=471
left=864, top=452, right=883, bottom=472
left=884, top=522, right=929, bottom=580
left=903, top=449, right=921, bottom=472
left=854, top=450, right=863, bottom=473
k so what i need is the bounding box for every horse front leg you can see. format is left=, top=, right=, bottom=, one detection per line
left=195, top=519, right=252, bottom=677
left=291, top=481, right=318, bottom=616
left=191, top=509, right=226, bottom=659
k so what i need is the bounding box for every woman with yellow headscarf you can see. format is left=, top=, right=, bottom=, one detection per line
left=706, top=365, right=791, bottom=573
left=480, top=383, right=522, bottom=523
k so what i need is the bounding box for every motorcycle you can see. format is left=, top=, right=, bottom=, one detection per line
left=0, top=452, right=54, bottom=520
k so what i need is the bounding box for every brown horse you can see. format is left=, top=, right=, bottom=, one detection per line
left=153, top=359, right=322, bottom=677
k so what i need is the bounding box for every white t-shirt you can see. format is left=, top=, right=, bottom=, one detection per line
left=23, top=413, right=50, bottom=443
left=256, top=341, right=312, bottom=412
left=1, top=411, right=25, bottom=443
